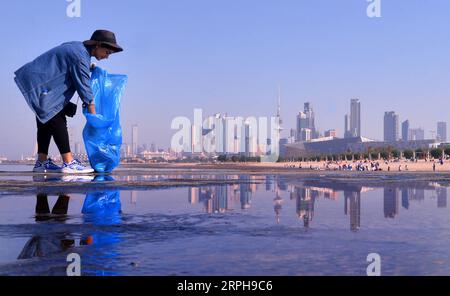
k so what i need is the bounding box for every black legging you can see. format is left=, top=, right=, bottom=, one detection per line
left=36, top=110, right=71, bottom=156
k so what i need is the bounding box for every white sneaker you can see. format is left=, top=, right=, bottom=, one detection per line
left=62, top=175, right=95, bottom=182
left=61, top=159, right=94, bottom=174
left=33, top=159, right=62, bottom=173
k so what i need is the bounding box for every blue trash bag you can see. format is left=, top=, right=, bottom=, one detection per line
left=83, top=67, right=127, bottom=173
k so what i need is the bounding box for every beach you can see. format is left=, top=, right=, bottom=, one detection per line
left=117, top=159, right=450, bottom=173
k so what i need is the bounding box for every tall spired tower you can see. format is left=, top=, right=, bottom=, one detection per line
left=276, top=85, right=283, bottom=134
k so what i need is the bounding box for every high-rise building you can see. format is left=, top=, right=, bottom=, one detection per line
left=344, top=114, right=351, bottom=138
left=401, top=120, right=409, bottom=141
left=296, top=102, right=316, bottom=141
left=350, top=99, right=361, bottom=137
left=300, top=128, right=312, bottom=141
left=242, top=119, right=257, bottom=157
left=437, top=122, right=447, bottom=142
left=410, top=128, right=424, bottom=141
left=384, top=111, right=399, bottom=142
left=131, top=124, right=138, bottom=157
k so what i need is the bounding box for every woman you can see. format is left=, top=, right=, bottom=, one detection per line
left=14, top=30, right=123, bottom=173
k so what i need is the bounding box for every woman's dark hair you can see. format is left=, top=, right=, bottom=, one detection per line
left=84, top=43, right=96, bottom=54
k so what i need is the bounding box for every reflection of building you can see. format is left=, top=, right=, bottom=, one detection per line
left=291, top=187, right=315, bottom=227
left=187, top=176, right=256, bottom=213
left=130, top=191, right=138, bottom=204
left=274, top=194, right=283, bottom=224
left=240, top=176, right=252, bottom=209
left=437, top=188, right=447, bottom=208
left=344, top=191, right=360, bottom=231
left=273, top=179, right=284, bottom=224
left=189, top=187, right=199, bottom=204
left=213, top=185, right=228, bottom=213
left=401, top=188, right=409, bottom=209
left=191, top=185, right=228, bottom=214
left=384, top=188, right=399, bottom=218
left=409, top=188, right=425, bottom=201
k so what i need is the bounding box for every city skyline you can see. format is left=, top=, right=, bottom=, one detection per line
left=3, top=100, right=449, bottom=160
left=3, top=1, right=450, bottom=159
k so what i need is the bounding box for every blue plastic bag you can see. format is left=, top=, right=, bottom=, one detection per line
left=83, top=67, right=127, bottom=173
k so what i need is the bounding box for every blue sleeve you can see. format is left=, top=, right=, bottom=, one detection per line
left=70, top=59, right=94, bottom=105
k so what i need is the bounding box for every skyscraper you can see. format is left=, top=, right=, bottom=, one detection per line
left=131, top=124, right=138, bottom=157
left=437, top=122, right=447, bottom=142
left=350, top=99, right=361, bottom=137
left=410, top=128, right=424, bottom=141
left=384, top=111, right=399, bottom=142
left=296, top=102, right=316, bottom=141
left=344, top=114, right=351, bottom=138
left=401, top=120, right=409, bottom=141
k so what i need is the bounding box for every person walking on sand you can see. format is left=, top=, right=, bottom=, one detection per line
left=14, top=30, right=123, bottom=174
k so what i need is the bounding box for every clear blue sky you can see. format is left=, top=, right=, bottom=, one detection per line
left=1, top=0, right=450, bottom=159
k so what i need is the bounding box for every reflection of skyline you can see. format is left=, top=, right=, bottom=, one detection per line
left=188, top=175, right=447, bottom=231
left=188, top=175, right=257, bottom=213
left=344, top=191, right=360, bottom=232
left=384, top=188, right=399, bottom=218
left=184, top=176, right=450, bottom=230
left=291, top=187, right=316, bottom=228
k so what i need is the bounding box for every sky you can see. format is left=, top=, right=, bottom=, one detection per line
left=2, top=0, right=450, bottom=159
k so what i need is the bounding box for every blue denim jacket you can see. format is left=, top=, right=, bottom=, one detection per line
left=14, top=41, right=94, bottom=124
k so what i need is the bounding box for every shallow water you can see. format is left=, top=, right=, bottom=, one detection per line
left=1, top=167, right=450, bottom=275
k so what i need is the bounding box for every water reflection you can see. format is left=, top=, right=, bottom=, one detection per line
left=186, top=175, right=449, bottom=232
left=18, top=193, right=90, bottom=260
left=17, top=175, right=122, bottom=275
left=4, top=173, right=450, bottom=275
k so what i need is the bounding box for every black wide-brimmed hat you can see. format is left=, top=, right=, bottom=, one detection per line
left=83, top=30, right=123, bottom=53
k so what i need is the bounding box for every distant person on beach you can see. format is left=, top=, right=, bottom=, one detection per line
left=14, top=30, right=123, bottom=174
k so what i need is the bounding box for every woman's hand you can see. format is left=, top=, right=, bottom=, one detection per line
left=87, top=103, right=96, bottom=114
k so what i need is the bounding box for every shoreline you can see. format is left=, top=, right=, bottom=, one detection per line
left=117, top=159, right=450, bottom=173
left=2, top=159, right=450, bottom=174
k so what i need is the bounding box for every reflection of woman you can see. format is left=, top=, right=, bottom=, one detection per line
left=18, top=194, right=92, bottom=260
left=80, top=176, right=123, bottom=275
